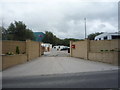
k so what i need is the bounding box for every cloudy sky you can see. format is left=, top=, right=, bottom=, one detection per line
left=0, top=0, right=119, bottom=39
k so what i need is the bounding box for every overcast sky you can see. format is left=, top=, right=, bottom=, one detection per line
left=0, top=0, right=119, bottom=39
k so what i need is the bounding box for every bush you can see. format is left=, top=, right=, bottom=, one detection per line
left=105, top=50, right=108, bottom=51
left=110, top=49, right=115, bottom=52
left=6, top=52, right=14, bottom=55
left=22, top=52, right=26, bottom=54
left=16, top=46, right=20, bottom=54
left=100, top=50, right=104, bottom=52
left=118, top=50, right=120, bottom=52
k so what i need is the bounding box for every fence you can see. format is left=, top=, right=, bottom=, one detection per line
left=70, top=39, right=119, bottom=65
left=1, top=40, right=44, bottom=70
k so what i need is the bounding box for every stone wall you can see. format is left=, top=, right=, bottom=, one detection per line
left=2, top=54, right=27, bottom=70
left=2, top=41, right=26, bottom=54
left=1, top=40, right=44, bottom=70
left=90, top=40, right=119, bottom=52
left=70, top=39, right=119, bottom=65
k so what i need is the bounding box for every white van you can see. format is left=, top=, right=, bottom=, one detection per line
left=53, top=45, right=68, bottom=50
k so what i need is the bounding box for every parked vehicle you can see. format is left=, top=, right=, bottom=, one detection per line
left=95, top=32, right=120, bottom=40
left=60, top=46, right=69, bottom=51
left=53, top=46, right=69, bottom=51
left=53, top=46, right=61, bottom=50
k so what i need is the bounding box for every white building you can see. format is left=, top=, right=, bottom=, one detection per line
left=41, top=43, right=52, bottom=51
left=94, top=32, right=120, bottom=40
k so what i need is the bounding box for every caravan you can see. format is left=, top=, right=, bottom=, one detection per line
left=94, top=32, right=120, bottom=40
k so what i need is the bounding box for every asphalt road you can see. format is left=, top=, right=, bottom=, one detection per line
left=2, top=70, right=119, bottom=88
left=43, top=49, right=70, bottom=57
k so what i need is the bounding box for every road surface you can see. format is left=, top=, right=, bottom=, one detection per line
left=43, top=49, right=70, bottom=57
left=2, top=49, right=119, bottom=88
left=3, top=70, right=119, bottom=88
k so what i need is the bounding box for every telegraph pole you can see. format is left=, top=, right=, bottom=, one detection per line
left=84, top=18, right=87, bottom=39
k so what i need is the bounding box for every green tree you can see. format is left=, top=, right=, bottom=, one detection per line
left=42, top=31, right=80, bottom=46
left=42, top=31, right=58, bottom=46
left=62, top=38, right=80, bottom=46
left=7, top=21, right=35, bottom=41
left=0, top=26, right=8, bottom=40
left=88, top=32, right=103, bottom=40
left=0, top=27, right=2, bottom=40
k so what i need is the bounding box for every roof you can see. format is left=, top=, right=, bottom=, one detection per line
left=34, top=32, right=45, bottom=42
left=95, top=32, right=120, bottom=39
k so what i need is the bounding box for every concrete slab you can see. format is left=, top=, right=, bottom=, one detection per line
left=3, top=56, right=118, bottom=78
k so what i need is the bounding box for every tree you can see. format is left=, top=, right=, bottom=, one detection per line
left=0, top=26, right=8, bottom=40
left=42, top=31, right=80, bottom=46
left=0, top=27, right=2, bottom=40
left=42, top=31, right=58, bottom=46
left=62, top=38, right=80, bottom=46
left=6, top=21, right=35, bottom=41
left=88, top=32, right=103, bottom=40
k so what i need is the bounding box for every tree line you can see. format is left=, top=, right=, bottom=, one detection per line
left=1, top=21, right=103, bottom=46
left=42, top=31, right=103, bottom=46
left=1, top=21, right=35, bottom=41
left=42, top=31, right=80, bottom=46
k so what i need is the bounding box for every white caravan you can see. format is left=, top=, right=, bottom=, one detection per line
left=94, top=32, right=120, bottom=40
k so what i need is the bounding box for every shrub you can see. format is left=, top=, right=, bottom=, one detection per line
left=105, top=50, right=108, bottom=51
left=110, top=49, right=114, bottom=52
left=100, top=50, right=104, bottom=52
left=6, top=52, right=14, bottom=55
left=22, top=52, right=26, bottom=54
left=16, top=46, right=20, bottom=54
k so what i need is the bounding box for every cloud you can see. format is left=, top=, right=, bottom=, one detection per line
left=0, top=0, right=118, bottom=39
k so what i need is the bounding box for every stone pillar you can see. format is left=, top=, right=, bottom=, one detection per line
left=86, top=39, right=90, bottom=60
left=26, top=40, right=31, bottom=61
left=70, top=41, right=73, bottom=57
left=84, top=39, right=90, bottom=60
left=39, top=42, right=41, bottom=57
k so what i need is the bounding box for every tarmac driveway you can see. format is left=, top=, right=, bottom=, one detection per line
left=3, top=50, right=118, bottom=78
